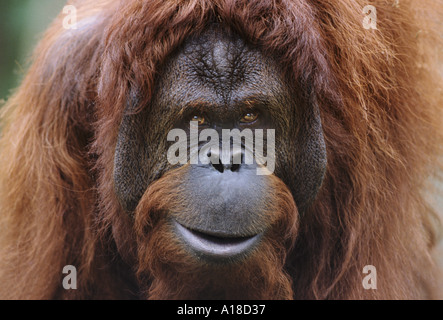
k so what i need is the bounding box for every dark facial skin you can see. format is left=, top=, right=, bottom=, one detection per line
left=113, top=26, right=327, bottom=262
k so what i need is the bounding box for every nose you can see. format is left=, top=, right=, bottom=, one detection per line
left=208, top=147, right=243, bottom=173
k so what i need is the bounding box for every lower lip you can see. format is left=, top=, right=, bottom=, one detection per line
left=173, top=221, right=262, bottom=261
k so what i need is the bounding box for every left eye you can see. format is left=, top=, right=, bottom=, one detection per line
left=240, top=112, right=259, bottom=123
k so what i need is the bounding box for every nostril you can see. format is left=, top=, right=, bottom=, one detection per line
left=208, top=149, right=243, bottom=173
left=213, top=162, right=224, bottom=173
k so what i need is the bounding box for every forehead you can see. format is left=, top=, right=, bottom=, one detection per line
left=156, top=26, right=286, bottom=110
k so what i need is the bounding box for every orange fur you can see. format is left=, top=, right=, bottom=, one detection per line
left=0, top=0, right=441, bottom=299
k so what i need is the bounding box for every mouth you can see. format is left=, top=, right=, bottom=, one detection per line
left=173, top=221, right=262, bottom=262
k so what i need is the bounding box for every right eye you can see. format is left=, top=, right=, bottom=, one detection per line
left=191, top=115, right=206, bottom=126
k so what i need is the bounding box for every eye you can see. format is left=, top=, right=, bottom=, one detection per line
left=191, top=115, right=206, bottom=126
left=240, top=112, right=259, bottom=123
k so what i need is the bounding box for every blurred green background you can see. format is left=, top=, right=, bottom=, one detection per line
left=0, top=0, right=66, bottom=101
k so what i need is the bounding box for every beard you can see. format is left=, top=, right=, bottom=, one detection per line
left=133, top=166, right=299, bottom=300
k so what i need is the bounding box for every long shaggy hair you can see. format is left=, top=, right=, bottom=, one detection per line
left=0, top=0, right=442, bottom=299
